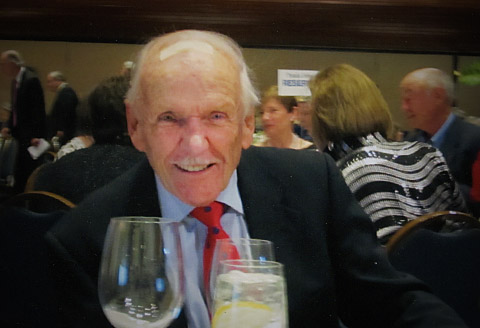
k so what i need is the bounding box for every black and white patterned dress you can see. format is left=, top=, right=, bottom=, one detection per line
left=328, top=133, right=467, bottom=244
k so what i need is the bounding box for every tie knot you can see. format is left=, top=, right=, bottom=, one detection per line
left=191, top=201, right=225, bottom=228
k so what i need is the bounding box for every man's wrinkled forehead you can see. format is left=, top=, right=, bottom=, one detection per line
left=138, top=38, right=240, bottom=104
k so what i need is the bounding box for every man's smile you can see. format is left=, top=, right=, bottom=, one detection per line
left=175, top=163, right=215, bottom=172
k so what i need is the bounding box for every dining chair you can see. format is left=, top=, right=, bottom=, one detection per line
left=387, top=211, right=480, bottom=327
left=1, top=190, right=75, bottom=212
left=0, top=136, right=18, bottom=187
left=24, top=163, right=47, bottom=192
left=0, top=204, right=67, bottom=327
left=386, top=210, right=480, bottom=253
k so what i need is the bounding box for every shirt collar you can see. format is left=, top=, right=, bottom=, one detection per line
left=430, top=112, right=455, bottom=148
left=58, top=82, right=68, bottom=91
left=155, top=170, right=244, bottom=223
left=15, top=66, right=25, bottom=84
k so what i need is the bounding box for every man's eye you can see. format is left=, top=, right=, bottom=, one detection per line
left=158, top=113, right=177, bottom=122
left=211, top=112, right=227, bottom=120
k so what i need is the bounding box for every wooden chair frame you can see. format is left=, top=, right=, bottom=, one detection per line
left=1, top=190, right=75, bottom=212
left=386, top=211, right=480, bottom=253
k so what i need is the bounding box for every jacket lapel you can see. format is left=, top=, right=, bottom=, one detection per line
left=237, top=148, right=302, bottom=251
left=125, top=159, right=162, bottom=217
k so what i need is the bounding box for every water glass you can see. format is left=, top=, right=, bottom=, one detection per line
left=212, top=259, right=288, bottom=328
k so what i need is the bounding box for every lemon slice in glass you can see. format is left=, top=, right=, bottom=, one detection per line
left=212, top=301, right=273, bottom=328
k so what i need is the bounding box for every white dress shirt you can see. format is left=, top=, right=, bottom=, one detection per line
left=156, top=170, right=249, bottom=327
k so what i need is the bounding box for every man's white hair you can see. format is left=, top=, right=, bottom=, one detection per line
left=407, top=68, right=455, bottom=105
left=2, top=50, right=24, bottom=66
left=48, top=71, right=66, bottom=82
left=126, top=30, right=259, bottom=117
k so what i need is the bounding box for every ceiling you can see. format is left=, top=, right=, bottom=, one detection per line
left=1, top=0, right=480, bottom=54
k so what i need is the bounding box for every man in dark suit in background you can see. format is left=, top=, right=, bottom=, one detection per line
left=45, top=30, right=467, bottom=327
left=401, top=67, right=480, bottom=215
left=46, top=71, right=78, bottom=147
left=0, top=50, right=46, bottom=192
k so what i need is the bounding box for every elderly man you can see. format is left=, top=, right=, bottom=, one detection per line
left=45, top=71, right=78, bottom=146
left=401, top=68, right=480, bottom=214
left=45, top=31, right=466, bottom=327
left=0, top=50, right=46, bottom=191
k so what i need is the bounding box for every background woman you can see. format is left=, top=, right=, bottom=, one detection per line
left=309, top=63, right=467, bottom=243
left=255, top=85, right=314, bottom=149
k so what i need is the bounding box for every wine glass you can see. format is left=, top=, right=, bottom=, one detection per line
left=208, top=238, right=275, bottom=312
left=212, top=259, right=288, bottom=328
left=98, top=216, right=184, bottom=328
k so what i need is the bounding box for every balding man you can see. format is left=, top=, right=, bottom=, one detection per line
left=401, top=68, right=480, bottom=214
left=45, top=31, right=467, bottom=328
left=46, top=71, right=78, bottom=146
left=0, top=50, right=46, bottom=191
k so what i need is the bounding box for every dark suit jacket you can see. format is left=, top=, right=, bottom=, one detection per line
left=7, top=67, right=46, bottom=146
left=45, top=146, right=466, bottom=327
left=48, top=85, right=78, bottom=143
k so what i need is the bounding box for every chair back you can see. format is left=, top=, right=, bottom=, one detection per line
left=24, top=163, right=47, bottom=192
left=386, top=211, right=480, bottom=252
left=0, top=205, right=66, bottom=327
left=387, top=211, right=480, bottom=327
left=1, top=190, right=75, bottom=212
left=0, top=137, right=18, bottom=186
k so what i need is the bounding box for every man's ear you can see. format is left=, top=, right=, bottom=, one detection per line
left=125, top=101, right=146, bottom=152
left=432, top=87, right=447, bottom=103
left=241, top=113, right=255, bottom=149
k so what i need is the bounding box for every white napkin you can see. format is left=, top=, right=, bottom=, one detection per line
left=27, top=138, right=51, bottom=160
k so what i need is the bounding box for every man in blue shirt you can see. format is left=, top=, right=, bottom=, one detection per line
left=401, top=67, right=480, bottom=215
left=45, top=31, right=467, bottom=327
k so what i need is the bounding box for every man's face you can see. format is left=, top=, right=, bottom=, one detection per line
left=0, top=55, right=16, bottom=78
left=400, top=81, right=437, bottom=131
left=127, top=49, right=254, bottom=207
left=261, top=98, right=294, bottom=138
left=46, top=75, right=59, bottom=92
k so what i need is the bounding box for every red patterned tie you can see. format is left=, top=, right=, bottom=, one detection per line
left=190, top=201, right=240, bottom=291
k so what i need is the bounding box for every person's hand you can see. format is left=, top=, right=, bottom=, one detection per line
left=31, top=138, right=40, bottom=146
left=1, top=127, right=10, bottom=138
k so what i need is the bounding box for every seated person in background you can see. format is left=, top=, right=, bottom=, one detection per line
left=294, top=96, right=314, bottom=142
left=44, top=30, right=467, bottom=327
left=34, top=75, right=144, bottom=204
left=309, top=63, right=467, bottom=243
left=45, top=70, right=78, bottom=147
left=400, top=68, right=480, bottom=216
left=54, top=93, right=98, bottom=160
left=254, top=85, right=314, bottom=149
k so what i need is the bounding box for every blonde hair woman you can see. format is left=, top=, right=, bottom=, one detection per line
left=255, top=85, right=314, bottom=149
left=310, top=63, right=466, bottom=243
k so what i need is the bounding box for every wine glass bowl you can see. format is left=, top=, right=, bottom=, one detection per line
left=98, top=217, right=184, bottom=328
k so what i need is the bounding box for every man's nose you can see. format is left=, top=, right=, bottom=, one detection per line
left=184, top=117, right=208, bottom=152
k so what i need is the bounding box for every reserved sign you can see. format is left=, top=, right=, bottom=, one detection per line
left=277, top=69, right=318, bottom=96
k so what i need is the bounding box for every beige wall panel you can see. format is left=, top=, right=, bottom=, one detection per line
left=1, top=39, right=476, bottom=132
left=456, top=56, right=480, bottom=118
left=243, top=48, right=452, bottom=129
